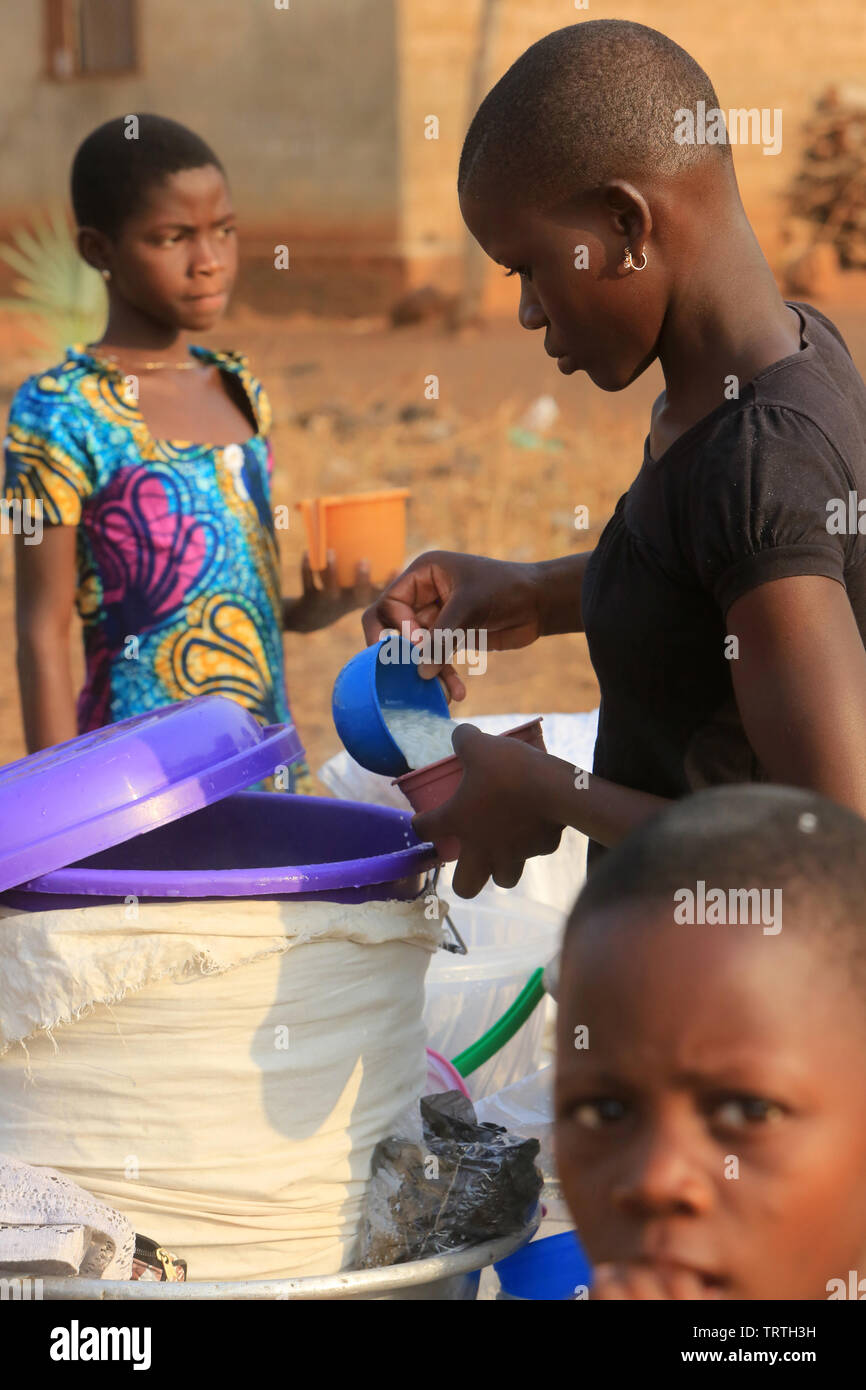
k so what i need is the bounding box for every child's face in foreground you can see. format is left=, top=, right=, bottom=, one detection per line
left=459, top=182, right=667, bottom=392
left=102, top=165, right=238, bottom=334
left=554, top=902, right=866, bottom=1299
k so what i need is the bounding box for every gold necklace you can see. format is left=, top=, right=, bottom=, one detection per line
left=107, top=357, right=200, bottom=372
left=88, top=347, right=201, bottom=372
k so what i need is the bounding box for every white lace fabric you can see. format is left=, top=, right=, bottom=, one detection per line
left=0, top=1154, right=134, bottom=1277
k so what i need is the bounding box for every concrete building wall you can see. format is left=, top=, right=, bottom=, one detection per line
left=0, top=0, right=402, bottom=312
left=0, top=0, right=398, bottom=229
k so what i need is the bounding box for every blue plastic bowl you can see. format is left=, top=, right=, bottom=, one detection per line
left=494, top=1231, right=593, bottom=1301
left=331, top=636, right=451, bottom=776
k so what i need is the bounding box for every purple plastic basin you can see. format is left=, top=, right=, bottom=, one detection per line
left=0, top=793, right=439, bottom=910
left=0, top=697, right=305, bottom=894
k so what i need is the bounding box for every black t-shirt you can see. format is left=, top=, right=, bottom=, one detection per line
left=581, top=302, right=866, bottom=871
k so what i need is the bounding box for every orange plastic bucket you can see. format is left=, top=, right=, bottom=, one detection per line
left=295, top=489, right=410, bottom=588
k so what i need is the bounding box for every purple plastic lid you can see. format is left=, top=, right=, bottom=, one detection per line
left=0, top=696, right=304, bottom=893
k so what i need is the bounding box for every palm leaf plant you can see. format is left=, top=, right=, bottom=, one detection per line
left=0, top=206, right=106, bottom=359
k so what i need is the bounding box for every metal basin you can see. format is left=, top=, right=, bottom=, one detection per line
left=37, top=1216, right=539, bottom=1300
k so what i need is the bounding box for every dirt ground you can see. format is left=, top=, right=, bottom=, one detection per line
left=1, top=287, right=865, bottom=778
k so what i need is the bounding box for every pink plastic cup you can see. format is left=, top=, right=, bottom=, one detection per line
left=394, top=717, right=546, bottom=862
left=425, top=1047, right=471, bottom=1098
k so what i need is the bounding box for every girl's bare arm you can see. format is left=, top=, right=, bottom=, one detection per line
left=13, top=527, right=79, bottom=751
left=726, top=574, right=866, bottom=817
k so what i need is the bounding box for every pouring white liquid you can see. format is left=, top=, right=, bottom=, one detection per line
left=382, top=707, right=463, bottom=770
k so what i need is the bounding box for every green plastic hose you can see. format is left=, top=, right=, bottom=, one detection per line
left=451, top=967, right=546, bottom=1078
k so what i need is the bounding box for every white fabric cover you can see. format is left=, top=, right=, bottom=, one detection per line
left=0, top=896, right=442, bottom=1281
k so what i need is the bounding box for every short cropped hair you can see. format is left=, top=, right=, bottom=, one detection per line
left=458, top=20, right=731, bottom=206
left=71, top=114, right=224, bottom=237
left=568, top=785, right=866, bottom=974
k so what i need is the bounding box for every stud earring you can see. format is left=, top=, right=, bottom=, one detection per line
left=101, top=268, right=111, bottom=281
left=623, top=247, right=648, bottom=271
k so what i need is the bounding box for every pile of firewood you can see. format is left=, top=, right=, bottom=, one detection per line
left=789, top=86, right=866, bottom=269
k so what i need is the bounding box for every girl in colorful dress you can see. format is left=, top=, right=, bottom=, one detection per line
left=4, top=115, right=369, bottom=785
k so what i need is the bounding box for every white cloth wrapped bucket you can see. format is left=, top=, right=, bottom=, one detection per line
left=0, top=895, right=442, bottom=1281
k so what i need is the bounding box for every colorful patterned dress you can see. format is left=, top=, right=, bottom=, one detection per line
left=3, top=344, right=312, bottom=790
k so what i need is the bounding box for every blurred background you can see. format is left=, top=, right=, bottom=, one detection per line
left=1, top=0, right=864, bottom=773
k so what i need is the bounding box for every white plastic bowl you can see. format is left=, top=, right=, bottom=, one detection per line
left=424, top=886, right=564, bottom=1097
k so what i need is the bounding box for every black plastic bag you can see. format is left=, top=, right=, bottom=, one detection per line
left=356, top=1091, right=542, bottom=1268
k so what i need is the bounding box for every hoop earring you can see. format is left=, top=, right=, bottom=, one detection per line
left=623, top=247, right=648, bottom=272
